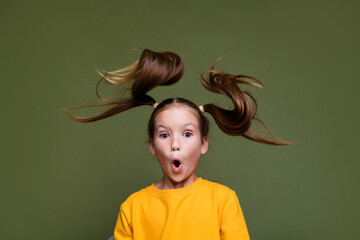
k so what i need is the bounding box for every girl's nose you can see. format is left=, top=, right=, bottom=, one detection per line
left=171, top=138, right=180, bottom=151
left=172, top=145, right=180, bottom=151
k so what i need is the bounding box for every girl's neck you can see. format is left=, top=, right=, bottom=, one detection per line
left=155, top=175, right=199, bottom=190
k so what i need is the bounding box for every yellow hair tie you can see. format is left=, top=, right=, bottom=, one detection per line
left=198, top=105, right=204, bottom=113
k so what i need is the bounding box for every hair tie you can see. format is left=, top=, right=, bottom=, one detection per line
left=198, top=105, right=204, bottom=113
left=153, top=102, right=159, bottom=109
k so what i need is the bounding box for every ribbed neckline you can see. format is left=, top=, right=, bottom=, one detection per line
left=147, top=177, right=204, bottom=198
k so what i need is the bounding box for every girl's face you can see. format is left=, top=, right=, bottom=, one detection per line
left=148, top=106, right=208, bottom=189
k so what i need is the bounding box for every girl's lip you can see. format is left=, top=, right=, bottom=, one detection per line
left=171, top=159, right=182, bottom=173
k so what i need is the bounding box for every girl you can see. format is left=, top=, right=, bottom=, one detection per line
left=66, top=49, right=292, bottom=240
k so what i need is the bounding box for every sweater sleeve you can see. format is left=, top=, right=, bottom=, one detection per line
left=220, top=190, right=250, bottom=240
left=113, top=206, right=133, bottom=240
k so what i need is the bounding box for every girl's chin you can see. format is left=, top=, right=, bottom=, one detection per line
left=167, top=175, right=186, bottom=183
left=167, top=174, right=196, bottom=185
left=172, top=178, right=188, bottom=184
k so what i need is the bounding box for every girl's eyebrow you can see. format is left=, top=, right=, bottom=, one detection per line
left=183, top=123, right=196, bottom=128
left=156, top=124, right=168, bottom=130
left=156, top=123, right=196, bottom=130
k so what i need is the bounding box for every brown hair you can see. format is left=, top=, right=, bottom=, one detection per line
left=65, top=49, right=293, bottom=145
left=65, top=49, right=183, bottom=122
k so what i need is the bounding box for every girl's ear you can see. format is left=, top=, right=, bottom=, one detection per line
left=148, top=139, right=156, bottom=156
left=201, top=137, right=209, bottom=155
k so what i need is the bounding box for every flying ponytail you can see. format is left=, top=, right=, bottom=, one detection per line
left=65, top=48, right=292, bottom=145
left=65, top=49, right=184, bottom=122
left=200, top=59, right=292, bottom=145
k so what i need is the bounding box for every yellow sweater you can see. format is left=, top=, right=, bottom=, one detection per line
left=113, top=177, right=250, bottom=240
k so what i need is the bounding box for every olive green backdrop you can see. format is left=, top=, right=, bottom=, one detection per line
left=1, top=0, right=359, bottom=239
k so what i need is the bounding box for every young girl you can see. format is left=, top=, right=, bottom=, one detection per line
left=66, top=49, right=292, bottom=240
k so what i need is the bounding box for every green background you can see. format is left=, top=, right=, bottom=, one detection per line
left=1, top=0, right=359, bottom=239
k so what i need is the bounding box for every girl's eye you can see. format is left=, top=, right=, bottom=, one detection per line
left=159, top=133, right=169, bottom=138
left=183, top=131, right=193, bottom=137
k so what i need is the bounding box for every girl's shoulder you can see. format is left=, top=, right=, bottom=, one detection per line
left=120, top=184, right=153, bottom=208
left=201, top=178, right=236, bottom=195
left=201, top=179, right=242, bottom=208
left=188, top=179, right=236, bottom=202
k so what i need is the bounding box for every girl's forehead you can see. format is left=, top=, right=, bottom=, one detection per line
left=154, top=105, right=200, bottom=125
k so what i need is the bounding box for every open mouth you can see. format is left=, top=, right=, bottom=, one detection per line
left=172, top=159, right=182, bottom=172
left=173, top=160, right=180, bottom=168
